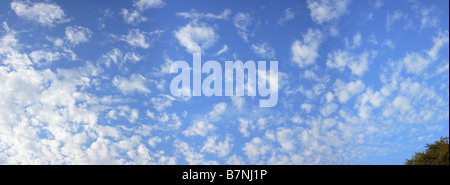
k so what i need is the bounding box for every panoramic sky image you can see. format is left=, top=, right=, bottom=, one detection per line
left=0, top=0, right=449, bottom=165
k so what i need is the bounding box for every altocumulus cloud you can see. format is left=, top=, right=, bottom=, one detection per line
left=0, top=0, right=449, bottom=165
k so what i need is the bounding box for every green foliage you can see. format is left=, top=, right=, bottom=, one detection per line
left=406, top=137, right=449, bottom=165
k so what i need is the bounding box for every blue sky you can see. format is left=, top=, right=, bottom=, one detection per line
left=0, top=0, right=448, bottom=164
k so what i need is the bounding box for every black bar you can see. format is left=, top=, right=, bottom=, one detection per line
left=2, top=165, right=449, bottom=184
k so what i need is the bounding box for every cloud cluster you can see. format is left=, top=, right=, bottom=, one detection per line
left=1, top=0, right=449, bottom=165
left=291, top=29, right=323, bottom=68
left=251, top=42, right=275, bottom=59
left=307, top=0, right=351, bottom=24
left=233, top=12, right=253, bottom=42
left=134, top=0, right=166, bottom=12
left=10, top=1, right=69, bottom=27
left=174, top=23, right=219, bottom=53
left=65, top=26, right=93, bottom=46
left=121, top=0, right=166, bottom=25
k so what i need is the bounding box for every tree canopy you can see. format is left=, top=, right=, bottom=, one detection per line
left=406, top=137, right=449, bottom=165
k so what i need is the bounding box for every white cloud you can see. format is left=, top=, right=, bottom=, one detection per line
left=208, top=102, right=227, bottom=121
left=306, top=0, right=351, bottom=24
left=257, top=118, right=267, bottom=130
left=0, top=25, right=183, bottom=165
left=117, top=106, right=140, bottom=123
left=420, top=7, right=439, bottom=29
left=373, top=0, right=383, bottom=9
left=427, top=30, right=449, bottom=61
left=107, top=110, right=117, bottom=120
left=251, top=42, right=275, bottom=59
left=103, top=49, right=122, bottom=66
left=301, top=103, right=313, bottom=113
left=388, top=31, right=449, bottom=77
left=360, top=89, right=384, bottom=108
left=325, top=91, right=334, bottom=103
left=291, top=29, right=323, bottom=68
left=326, top=49, right=350, bottom=69
left=326, top=50, right=371, bottom=76
left=174, top=23, right=218, bottom=53
left=97, top=8, right=113, bottom=30
left=347, top=52, right=370, bottom=76
left=291, top=115, right=303, bottom=124
left=177, top=9, right=231, bottom=22
left=231, top=96, right=245, bottom=111
left=357, top=104, right=371, bottom=120
left=201, top=135, right=233, bottom=157
left=353, top=33, right=362, bottom=48
left=346, top=32, right=362, bottom=49
left=29, top=50, right=60, bottom=64
left=114, top=106, right=141, bottom=124
left=278, top=8, right=295, bottom=25
left=276, top=128, right=296, bottom=152
left=158, top=112, right=170, bottom=123
left=226, top=155, right=245, bottom=165
left=238, top=118, right=254, bottom=137
left=145, top=110, right=155, bottom=120
left=303, top=70, right=317, bottom=81
left=320, top=103, right=338, bottom=117
left=183, top=102, right=228, bottom=137
left=113, top=74, right=150, bottom=95
left=265, top=130, right=276, bottom=141
left=53, top=38, right=64, bottom=47
left=148, top=136, right=162, bottom=148
left=233, top=12, right=253, bottom=42
left=382, top=39, right=395, bottom=49
left=3, top=0, right=448, bottom=166
left=242, top=137, right=270, bottom=160
left=65, top=26, right=93, bottom=46
left=129, top=109, right=139, bottom=123
left=182, top=120, right=215, bottom=137
left=10, top=1, right=69, bottom=27
left=174, top=140, right=217, bottom=165
left=124, top=52, right=142, bottom=63
left=216, top=45, right=229, bottom=56
left=0, top=28, right=32, bottom=68
left=386, top=10, right=412, bottom=32
left=393, top=96, right=411, bottom=113
left=399, top=80, right=424, bottom=98
left=121, top=29, right=150, bottom=48
left=121, top=9, right=148, bottom=25
left=154, top=112, right=182, bottom=130
left=402, top=52, right=431, bottom=74
left=380, top=58, right=448, bottom=123
left=436, top=63, right=449, bottom=75
left=101, top=48, right=141, bottom=67
left=133, top=0, right=166, bottom=12
left=233, top=12, right=252, bottom=31
left=152, top=53, right=174, bottom=76
left=368, top=34, right=378, bottom=45
left=333, top=79, right=365, bottom=103
left=150, top=94, right=175, bottom=111
left=0, top=56, right=147, bottom=164
left=329, top=24, right=340, bottom=37
left=0, top=26, right=17, bottom=54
